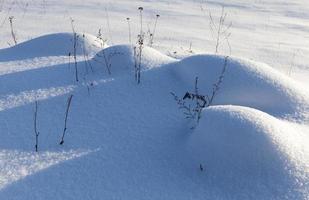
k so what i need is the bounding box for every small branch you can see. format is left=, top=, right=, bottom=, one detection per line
left=205, top=5, right=232, bottom=54
left=136, top=7, right=144, bottom=84
left=105, top=8, right=113, bottom=44
left=209, top=56, right=229, bottom=105
left=171, top=57, right=229, bottom=128
left=60, top=95, right=74, bottom=145
left=71, top=18, right=79, bottom=82
left=126, top=17, right=132, bottom=45
left=9, top=16, right=17, bottom=45
left=34, top=101, right=40, bottom=152
left=149, top=14, right=160, bottom=47
left=96, top=29, right=111, bottom=74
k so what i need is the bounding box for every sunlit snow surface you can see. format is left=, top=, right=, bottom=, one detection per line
left=0, top=1, right=308, bottom=199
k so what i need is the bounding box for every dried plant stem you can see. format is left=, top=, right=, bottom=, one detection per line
left=105, top=8, right=113, bottom=44
left=60, top=95, right=73, bottom=145
left=149, top=14, right=160, bottom=47
left=34, top=101, right=39, bottom=152
left=208, top=6, right=232, bottom=54
left=126, top=18, right=132, bottom=45
left=9, top=16, right=17, bottom=45
left=171, top=56, right=229, bottom=128
left=208, top=56, right=229, bottom=105
left=136, top=7, right=144, bottom=84
left=71, top=18, right=79, bottom=82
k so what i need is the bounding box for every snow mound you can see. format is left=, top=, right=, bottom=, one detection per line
left=188, top=105, right=309, bottom=199
left=0, top=33, right=104, bottom=61
left=172, top=55, right=309, bottom=120
left=91, top=45, right=176, bottom=75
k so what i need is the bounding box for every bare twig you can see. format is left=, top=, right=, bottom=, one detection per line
left=60, top=95, right=73, bottom=145
left=82, top=34, right=94, bottom=74
left=105, top=8, right=113, bottom=44
left=135, top=7, right=144, bottom=84
left=71, top=18, right=79, bottom=82
left=209, top=56, right=229, bottom=105
left=126, top=17, right=132, bottom=45
left=96, top=29, right=111, bottom=74
left=9, top=16, right=17, bottom=45
left=34, top=101, right=40, bottom=152
left=171, top=56, right=229, bottom=127
left=208, top=6, right=232, bottom=54
left=149, top=14, right=160, bottom=47
left=200, top=164, right=204, bottom=171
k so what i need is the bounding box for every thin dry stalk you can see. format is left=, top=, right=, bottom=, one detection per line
left=96, top=29, right=111, bottom=74
left=208, top=56, right=229, bottom=105
left=149, top=14, right=160, bottom=47
left=9, top=16, right=17, bottom=45
left=34, top=101, right=39, bottom=152
left=60, top=95, right=73, bottom=145
left=136, top=7, right=144, bottom=84
left=209, top=6, right=232, bottom=54
left=71, top=18, right=79, bottom=82
left=126, top=17, right=132, bottom=45
left=105, top=8, right=113, bottom=44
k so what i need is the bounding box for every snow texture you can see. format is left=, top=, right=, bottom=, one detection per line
left=0, top=1, right=308, bottom=199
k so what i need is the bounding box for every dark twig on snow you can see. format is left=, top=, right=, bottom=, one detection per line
left=96, top=29, right=111, bottom=75
left=200, top=164, right=204, bottom=171
left=135, top=7, right=144, bottom=84
left=34, top=101, right=40, bottom=152
left=149, top=14, right=160, bottom=47
left=208, top=56, right=229, bottom=105
left=126, top=17, right=132, bottom=45
left=60, top=95, right=73, bottom=145
left=171, top=56, right=229, bottom=127
left=70, top=18, right=79, bottom=82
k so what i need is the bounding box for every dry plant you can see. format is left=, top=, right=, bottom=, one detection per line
left=126, top=17, right=132, bottom=45
left=9, top=16, right=17, bottom=45
left=70, top=18, right=79, bottom=82
left=60, top=95, right=73, bottom=145
left=148, top=14, right=160, bottom=47
left=171, top=56, right=229, bottom=128
left=82, top=33, right=94, bottom=74
left=105, top=8, right=113, bottom=44
left=34, top=100, right=40, bottom=152
left=134, top=7, right=145, bottom=84
left=209, top=6, right=232, bottom=54
left=94, top=29, right=111, bottom=75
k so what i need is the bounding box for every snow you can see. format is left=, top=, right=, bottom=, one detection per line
left=92, top=44, right=175, bottom=75
left=0, top=0, right=308, bottom=199
left=174, top=55, right=309, bottom=121
left=0, top=33, right=103, bottom=61
left=188, top=105, right=309, bottom=199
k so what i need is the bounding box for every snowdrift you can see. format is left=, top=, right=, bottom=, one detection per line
left=187, top=105, right=309, bottom=199
left=0, top=40, right=308, bottom=199
left=91, top=46, right=309, bottom=123
left=0, top=33, right=104, bottom=61
left=91, top=45, right=176, bottom=75
left=172, top=55, right=309, bottom=121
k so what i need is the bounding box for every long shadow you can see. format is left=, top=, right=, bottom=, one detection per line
left=0, top=61, right=90, bottom=96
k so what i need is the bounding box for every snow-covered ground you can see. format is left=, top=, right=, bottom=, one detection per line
left=0, top=0, right=308, bottom=199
